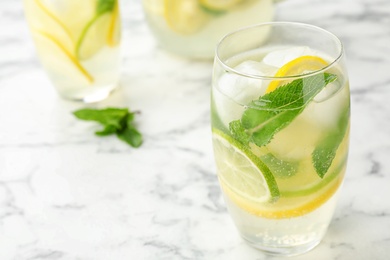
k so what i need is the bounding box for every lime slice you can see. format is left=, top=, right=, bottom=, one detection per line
left=223, top=174, right=342, bottom=219
left=33, top=30, right=94, bottom=84
left=266, top=55, right=328, bottom=93
left=199, top=0, right=243, bottom=11
left=76, top=13, right=112, bottom=60
left=213, top=130, right=346, bottom=219
left=58, top=0, right=97, bottom=41
left=164, top=0, right=210, bottom=34
left=212, top=129, right=280, bottom=203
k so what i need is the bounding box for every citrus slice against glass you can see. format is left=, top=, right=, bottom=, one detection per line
left=213, top=128, right=346, bottom=219
left=76, top=13, right=113, bottom=60
left=222, top=174, right=342, bottom=219
left=33, top=30, right=94, bottom=84
left=26, top=0, right=74, bottom=53
left=107, top=1, right=121, bottom=47
left=212, top=129, right=280, bottom=203
left=266, top=55, right=328, bottom=93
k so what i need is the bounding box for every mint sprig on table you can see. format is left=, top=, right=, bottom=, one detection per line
left=73, top=107, right=143, bottom=148
left=229, top=73, right=341, bottom=178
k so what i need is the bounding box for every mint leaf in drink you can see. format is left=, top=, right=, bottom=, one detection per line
left=229, top=120, right=250, bottom=145
left=260, top=153, right=298, bottom=178
left=73, top=107, right=143, bottom=148
left=312, top=104, right=349, bottom=178
left=238, top=73, right=337, bottom=147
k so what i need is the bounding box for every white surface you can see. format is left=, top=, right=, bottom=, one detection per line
left=0, top=0, right=390, bottom=259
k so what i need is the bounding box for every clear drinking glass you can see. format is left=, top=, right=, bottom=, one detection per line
left=24, top=0, right=121, bottom=103
left=211, top=22, right=350, bottom=256
left=142, top=0, right=274, bottom=59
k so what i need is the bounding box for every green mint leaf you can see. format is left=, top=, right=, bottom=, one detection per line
left=73, top=107, right=143, bottom=148
left=229, top=120, right=250, bottom=145
left=73, top=107, right=128, bottom=131
left=260, top=153, right=298, bottom=178
left=96, top=0, right=116, bottom=15
left=117, top=126, right=143, bottom=148
left=241, top=73, right=337, bottom=146
left=312, top=104, right=350, bottom=178
left=95, top=124, right=118, bottom=136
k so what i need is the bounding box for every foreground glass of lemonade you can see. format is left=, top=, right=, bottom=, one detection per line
left=142, top=0, right=274, bottom=59
left=211, top=22, right=350, bottom=256
left=24, top=0, right=121, bottom=102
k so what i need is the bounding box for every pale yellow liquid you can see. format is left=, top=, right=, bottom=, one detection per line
left=24, top=0, right=121, bottom=102
left=211, top=48, right=350, bottom=255
left=143, top=0, right=274, bottom=59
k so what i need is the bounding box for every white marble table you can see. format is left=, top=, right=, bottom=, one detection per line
left=1, top=0, right=389, bottom=259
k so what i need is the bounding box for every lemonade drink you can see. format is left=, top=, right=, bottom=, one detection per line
left=211, top=23, right=350, bottom=256
left=142, top=0, right=274, bottom=59
left=24, top=0, right=121, bottom=102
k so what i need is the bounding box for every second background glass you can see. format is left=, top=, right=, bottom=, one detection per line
left=142, top=0, right=274, bottom=59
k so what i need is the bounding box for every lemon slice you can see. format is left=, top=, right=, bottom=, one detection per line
left=25, top=0, right=74, bottom=53
left=213, top=128, right=346, bottom=219
left=266, top=55, right=328, bottom=93
left=200, top=0, right=243, bottom=11
left=33, top=30, right=93, bottom=84
left=223, top=174, right=342, bottom=219
left=107, top=1, right=121, bottom=47
left=34, top=0, right=73, bottom=41
left=164, top=0, right=209, bottom=34
left=212, top=129, right=280, bottom=203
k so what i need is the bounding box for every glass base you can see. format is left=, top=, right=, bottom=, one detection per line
left=59, top=84, right=117, bottom=103
left=243, top=236, right=321, bottom=257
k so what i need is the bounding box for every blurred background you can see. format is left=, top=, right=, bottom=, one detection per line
left=0, top=0, right=389, bottom=259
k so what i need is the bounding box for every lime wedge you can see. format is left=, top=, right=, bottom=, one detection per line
left=212, top=129, right=279, bottom=203
left=76, top=13, right=112, bottom=60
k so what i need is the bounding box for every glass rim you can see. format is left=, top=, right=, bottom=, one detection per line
left=215, top=22, right=344, bottom=80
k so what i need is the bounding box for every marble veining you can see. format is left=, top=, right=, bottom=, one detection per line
left=0, top=0, right=390, bottom=259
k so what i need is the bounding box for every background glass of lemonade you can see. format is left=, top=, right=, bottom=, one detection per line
left=142, top=0, right=274, bottom=59
left=24, top=0, right=121, bottom=103
left=211, top=22, right=350, bottom=256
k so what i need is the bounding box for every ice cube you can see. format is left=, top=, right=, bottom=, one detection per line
left=212, top=87, right=243, bottom=129
left=213, top=60, right=277, bottom=128
left=218, top=60, right=277, bottom=104
left=302, top=81, right=349, bottom=129
left=266, top=114, right=322, bottom=161
left=263, top=46, right=318, bottom=68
